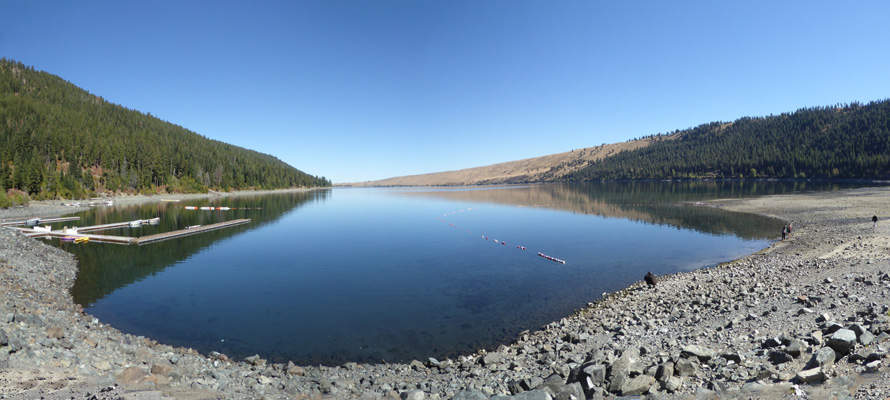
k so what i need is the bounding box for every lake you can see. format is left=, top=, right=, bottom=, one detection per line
left=54, top=181, right=845, bottom=365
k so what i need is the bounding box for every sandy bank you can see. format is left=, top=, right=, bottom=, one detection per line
left=2, top=186, right=890, bottom=399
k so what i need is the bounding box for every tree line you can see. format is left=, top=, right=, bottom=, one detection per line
left=563, top=100, right=890, bottom=181
left=0, top=58, right=330, bottom=201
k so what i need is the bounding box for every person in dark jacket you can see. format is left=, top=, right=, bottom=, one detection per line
left=644, top=271, right=657, bottom=288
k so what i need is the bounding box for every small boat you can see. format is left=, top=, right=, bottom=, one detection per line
left=186, top=225, right=201, bottom=229
left=148, top=217, right=161, bottom=225
left=61, top=236, right=76, bottom=242
left=128, top=220, right=143, bottom=228
left=24, top=218, right=41, bottom=226
left=33, top=225, right=52, bottom=232
left=74, top=237, right=90, bottom=244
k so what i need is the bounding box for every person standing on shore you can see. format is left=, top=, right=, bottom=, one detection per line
left=873, top=215, right=878, bottom=228
left=782, top=225, right=787, bottom=240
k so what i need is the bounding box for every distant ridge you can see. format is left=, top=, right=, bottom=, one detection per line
left=341, top=137, right=662, bottom=187
left=0, top=58, right=330, bottom=200
left=345, top=99, right=890, bottom=186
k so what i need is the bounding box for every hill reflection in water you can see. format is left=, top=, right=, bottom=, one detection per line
left=59, top=182, right=852, bottom=366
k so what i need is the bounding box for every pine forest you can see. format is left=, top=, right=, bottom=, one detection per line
left=0, top=58, right=330, bottom=204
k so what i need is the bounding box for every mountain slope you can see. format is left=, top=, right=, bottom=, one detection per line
left=342, top=137, right=660, bottom=187
left=566, top=100, right=890, bottom=181
left=0, top=59, right=330, bottom=200
left=347, top=99, right=890, bottom=186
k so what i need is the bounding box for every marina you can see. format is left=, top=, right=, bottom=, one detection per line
left=7, top=217, right=251, bottom=245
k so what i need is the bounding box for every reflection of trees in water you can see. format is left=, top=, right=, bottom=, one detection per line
left=67, top=190, right=330, bottom=306
left=400, top=181, right=857, bottom=240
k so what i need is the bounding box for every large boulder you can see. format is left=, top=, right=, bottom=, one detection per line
left=806, top=347, right=836, bottom=370
left=552, top=382, right=584, bottom=400
left=583, top=364, right=606, bottom=387
left=620, top=375, right=655, bottom=396
left=682, top=345, right=716, bottom=362
left=827, top=329, right=857, bottom=355
left=610, top=347, right=643, bottom=377
left=675, top=358, right=698, bottom=377
left=795, top=368, right=826, bottom=383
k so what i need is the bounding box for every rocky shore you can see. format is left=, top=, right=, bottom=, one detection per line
left=3, top=187, right=890, bottom=399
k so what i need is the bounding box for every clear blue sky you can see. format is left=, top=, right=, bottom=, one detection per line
left=2, top=1, right=888, bottom=183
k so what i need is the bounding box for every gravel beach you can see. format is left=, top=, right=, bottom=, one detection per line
left=2, top=186, right=890, bottom=399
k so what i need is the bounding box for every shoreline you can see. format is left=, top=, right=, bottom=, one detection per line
left=2, top=187, right=890, bottom=399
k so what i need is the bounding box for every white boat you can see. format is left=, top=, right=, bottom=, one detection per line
left=148, top=218, right=161, bottom=225
left=128, top=220, right=143, bottom=228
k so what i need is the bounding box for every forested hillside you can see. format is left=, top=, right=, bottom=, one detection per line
left=565, top=100, right=890, bottom=181
left=0, top=59, right=329, bottom=201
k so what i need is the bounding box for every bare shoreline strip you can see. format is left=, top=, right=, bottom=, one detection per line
left=2, top=186, right=890, bottom=399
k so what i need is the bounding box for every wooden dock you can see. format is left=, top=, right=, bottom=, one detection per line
left=0, top=216, right=80, bottom=227
left=7, top=218, right=251, bottom=245
left=135, top=219, right=251, bottom=245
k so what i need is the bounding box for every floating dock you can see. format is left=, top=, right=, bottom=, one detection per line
left=7, top=218, right=250, bottom=246
left=135, top=219, right=251, bottom=245
left=0, top=216, right=81, bottom=228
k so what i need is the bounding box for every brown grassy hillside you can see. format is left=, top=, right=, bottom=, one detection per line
left=342, top=137, right=666, bottom=187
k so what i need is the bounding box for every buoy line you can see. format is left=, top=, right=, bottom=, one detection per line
left=437, top=210, right=567, bottom=265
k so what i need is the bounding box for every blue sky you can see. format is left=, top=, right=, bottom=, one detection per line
left=2, top=1, right=888, bottom=183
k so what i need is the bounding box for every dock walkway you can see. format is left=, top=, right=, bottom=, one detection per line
left=6, top=218, right=250, bottom=245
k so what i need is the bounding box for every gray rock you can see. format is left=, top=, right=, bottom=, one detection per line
left=795, top=367, right=826, bottom=383
left=655, top=362, right=673, bottom=383
left=719, top=351, right=744, bottom=364
left=620, top=375, right=655, bottom=396
left=827, top=329, right=857, bottom=355
left=806, top=347, right=836, bottom=370
left=681, top=345, right=716, bottom=362
left=450, top=389, right=488, bottom=400
left=761, top=337, right=782, bottom=348
left=785, top=339, right=805, bottom=358
left=610, top=347, right=642, bottom=376
left=481, top=352, right=503, bottom=366
left=540, top=374, right=565, bottom=394
left=410, top=359, right=426, bottom=370
left=768, top=351, right=794, bottom=365
left=859, top=330, right=876, bottom=346
left=824, top=322, right=844, bottom=334
left=663, top=376, right=682, bottom=392
left=850, top=323, right=868, bottom=336
left=675, top=358, right=698, bottom=377
left=607, top=372, right=627, bottom=394
left=0, top=329, right=7, bottom=347
left=511, top=390, right=553, bottom=400
left=508, top=379, right=524, bottom=395
left=521, top=376, right=544, bottom=391
left=401, top=389, right=425, bottom=400
left=866, top=360, right=881, bottom=372
left=552, top=382, right=584, bottom=400
left=810, top=330, right=824, bottom=346
left=583, top=364, right=606, bottom=387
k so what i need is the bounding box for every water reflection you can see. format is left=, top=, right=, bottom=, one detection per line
left=67, top=190, right=330, bottom=306
left=54, top=182, right=860, bottom=366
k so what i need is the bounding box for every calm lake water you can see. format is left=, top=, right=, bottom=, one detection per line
left=52, top=182, right=852, bottom=365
